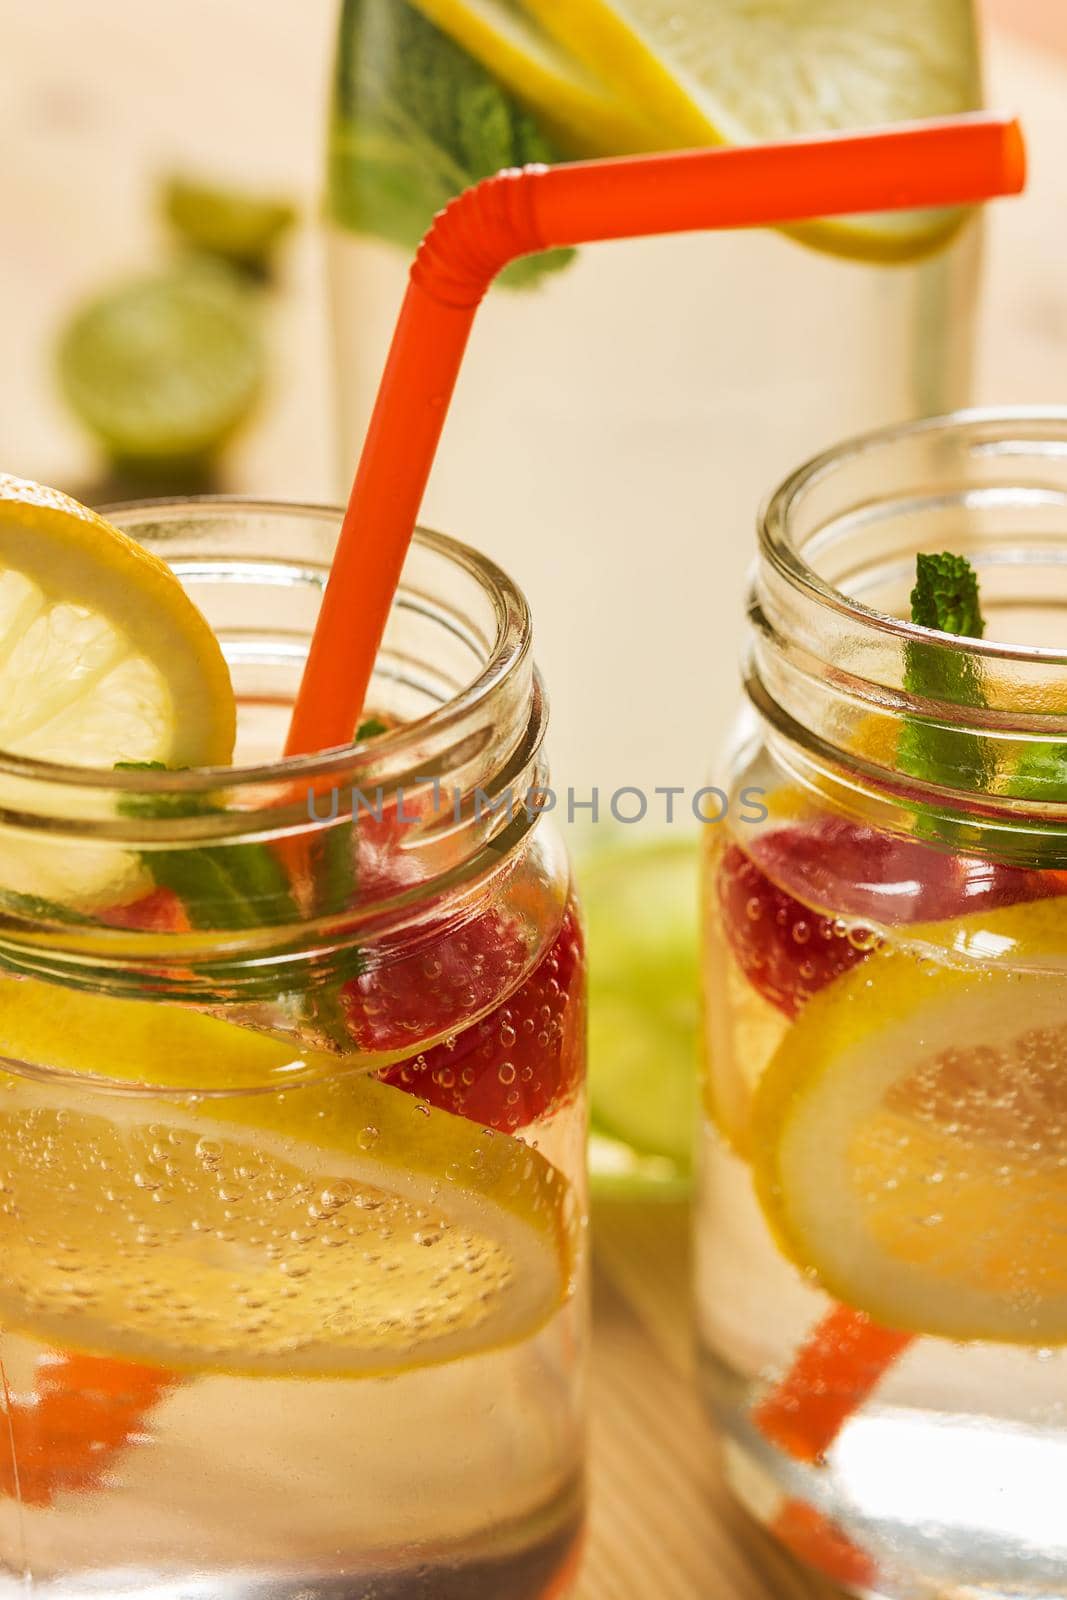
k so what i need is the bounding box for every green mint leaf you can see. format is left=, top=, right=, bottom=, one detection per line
left=356, top=716, right=388, bottom=740
left=899, top=552, right=993, bottom=793
left=1002, top=742, right=1067, bottom=802
left=116, top=762, right=288, bottom=929
left=0, top=892, right=95, bottom=927
left=909, top=551, right=985, bottom=639
left=115, top=763, right=359, bottom=1047
left=328, top=0, right=575, bottom=288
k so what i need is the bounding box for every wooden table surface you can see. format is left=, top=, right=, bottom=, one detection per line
left=3, top=5, right=1067, bottom=1597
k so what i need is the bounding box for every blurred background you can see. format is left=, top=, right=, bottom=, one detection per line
left=3, top=3, right=1067, bottom=798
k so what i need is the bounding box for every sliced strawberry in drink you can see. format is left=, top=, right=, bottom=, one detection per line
left=717, top=840, right=869, bottom=1019
left=751, top=817, right=1062, bottom=927
left=341, top=906, right=530, bottom=1058
left=720, top=818, right=1065, bottom=1020
left=100, top=886, right=189, bottom=933
left=374, top=901, right=585, bottom=1133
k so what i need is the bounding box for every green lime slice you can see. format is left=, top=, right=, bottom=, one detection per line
left=57, top=262, right=264, bottom=466
left=162, top=176, right=297, bottom=272
left=580, top=835, right=700, bottom=1198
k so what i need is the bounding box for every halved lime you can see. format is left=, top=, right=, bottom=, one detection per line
left=57, top=261, right=264, bottom=466
left=580, top=835, right=700, bottom=1197
left=162, top=175, right=297, bottom=273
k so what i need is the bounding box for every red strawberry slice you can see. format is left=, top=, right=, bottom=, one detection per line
left=100, top=886, right=189, bottom=933
left=721, top=819, right=1066, bottom=1019
left=341, top=906, right=530, bottom=1058
left=751, top=817, right=1060, bottom=928
left=718, top=841, right=868, bottom=1019
left=375, top=900, right=585, bottom=1133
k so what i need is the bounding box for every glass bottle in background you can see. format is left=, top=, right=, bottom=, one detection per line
left=325, top=0, right=985, bottom=806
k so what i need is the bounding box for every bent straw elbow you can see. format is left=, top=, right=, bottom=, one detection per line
left=411, top=166, right=551, bottom=310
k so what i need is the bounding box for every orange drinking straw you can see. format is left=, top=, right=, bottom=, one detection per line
left=753, top=1305, right=913, bottom=1464
left=286, top=112, right=1024, bottom=757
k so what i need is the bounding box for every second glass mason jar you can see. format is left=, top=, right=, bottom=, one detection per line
left=326, top=0, right=984, bottom=802
left=698, top=411, right=1067, bottom=1596
left=0, top=502, right=587, bottom=1600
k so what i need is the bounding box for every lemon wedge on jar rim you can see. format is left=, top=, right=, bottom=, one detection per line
left=752, top=896, right=1067, bottom=1344
left=415, top=0, right=982, bottom=263
left=0, top=475, right=236, bottom=907
left=0, top=474, right=235, bottom=769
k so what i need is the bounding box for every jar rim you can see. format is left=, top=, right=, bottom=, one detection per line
left=0, top=496, right=532, bottom=795
left=760, top=405, right=1067, bottom=670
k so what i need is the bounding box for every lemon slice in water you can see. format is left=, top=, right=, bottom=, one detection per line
left=0, top=976, right=575, bottom=1376
left=436, top=0, right=982, bottom=262
left=411, top=0, right=662, bottom=155
left=753, top=896, right=1067, bottom=1344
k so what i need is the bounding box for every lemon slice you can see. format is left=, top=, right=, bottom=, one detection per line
left=522, top=0, right=982, bottom=262
left=0, top=476, right=234, bottom=906
left=753, top=895, right=1067, bottom=1344
left=410, top=0, right=662, bottom=156
left=0, top=476, right=234, bottom=770
left=0, top=974, right=575, bottom=1376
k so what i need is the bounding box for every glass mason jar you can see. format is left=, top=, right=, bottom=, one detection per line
left=697, top=410, right=1067, bottom=1596
left=325, top=0, right=984, bottom=803
left=0, top=501, right=587, bottom=1600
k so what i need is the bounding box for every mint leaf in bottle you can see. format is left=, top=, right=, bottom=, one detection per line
left=1003, top=741, right=1067, bottom=801
left=899, top=552, right=993, bottom=793
left=328, top=0, right=574, bottom=287
left=114, top=763, right=361, bottom=1048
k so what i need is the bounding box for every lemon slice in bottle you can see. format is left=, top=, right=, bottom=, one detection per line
left=410, top=0, right=663, bottom=156
left=752, top=895, right=1067, bottom=1344
left=505, top=0, right=981, bottom=261
left=0, top=975, right=576, bottom=1376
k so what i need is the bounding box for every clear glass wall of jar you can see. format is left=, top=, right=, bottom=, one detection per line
left=698, top=410, right=1067, bottom=1597
left=0, top=501, right=587, bottom=1600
